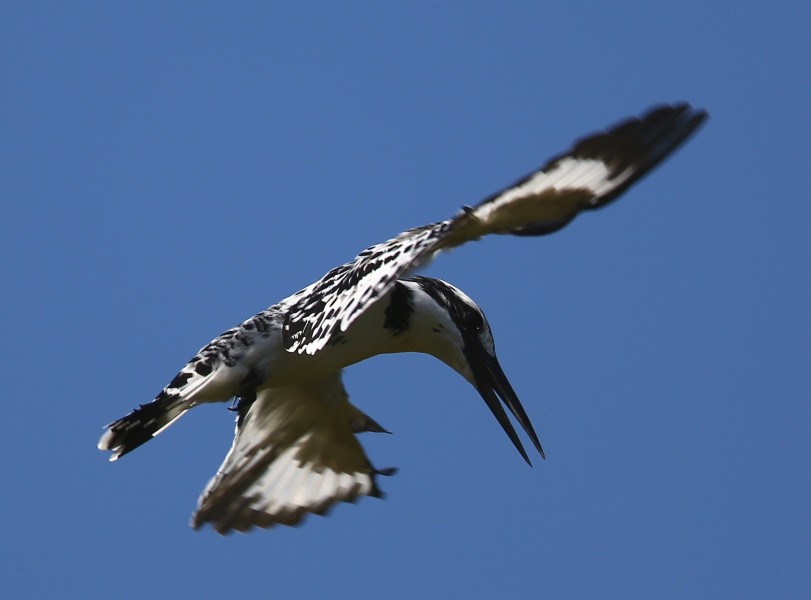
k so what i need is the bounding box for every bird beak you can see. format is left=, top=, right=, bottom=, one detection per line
left=466, top=346, right=545, bottom=465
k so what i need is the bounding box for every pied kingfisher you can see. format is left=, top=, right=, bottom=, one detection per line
left=99, top=103, right=707, bottom=534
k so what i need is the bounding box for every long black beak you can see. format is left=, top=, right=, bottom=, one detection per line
left=467, top=347, right=545, bottom=465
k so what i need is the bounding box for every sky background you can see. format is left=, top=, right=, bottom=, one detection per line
left=3, top=2, right=809, bottom=598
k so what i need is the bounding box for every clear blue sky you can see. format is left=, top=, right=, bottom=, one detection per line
left=3, top=2, right=809, bottom=598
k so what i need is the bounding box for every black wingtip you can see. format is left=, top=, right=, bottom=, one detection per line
left=567, top=102, right=709, bottom=208
left=506, top=102, right=708, bottom=237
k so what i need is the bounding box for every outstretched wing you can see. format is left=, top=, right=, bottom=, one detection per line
left=191, top=371, right=391, bottom=534
left=283, top=102, right=707, bottom=355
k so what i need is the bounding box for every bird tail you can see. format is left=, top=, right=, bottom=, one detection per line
left=97, top=390, right=189, bottom=461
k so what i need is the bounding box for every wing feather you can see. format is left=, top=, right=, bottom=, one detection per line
left=191, top=372, right=388, bottom=534
left=283, top=103, right=707, bottom=355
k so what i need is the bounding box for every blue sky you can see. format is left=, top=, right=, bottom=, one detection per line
left=3, top=2, right=809, bottom=598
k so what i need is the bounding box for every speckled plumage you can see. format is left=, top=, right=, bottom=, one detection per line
left=99, top=103, right=707, bottom=534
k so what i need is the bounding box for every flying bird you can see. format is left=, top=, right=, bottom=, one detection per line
left=99, top=103, right=707, bottom=534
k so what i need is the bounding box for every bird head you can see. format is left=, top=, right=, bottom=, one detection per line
left=405, top=276, right=545, bottom=464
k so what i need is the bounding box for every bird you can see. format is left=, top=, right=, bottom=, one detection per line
left=98, top=102, right=707, bottom=534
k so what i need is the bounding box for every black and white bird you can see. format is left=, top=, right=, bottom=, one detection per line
left=99, top=103, right=707, bottom=534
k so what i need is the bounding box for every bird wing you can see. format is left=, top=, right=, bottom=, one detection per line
left=282, top=103, right=707, bottom=355
left=191, top=371, right=389, bottom=534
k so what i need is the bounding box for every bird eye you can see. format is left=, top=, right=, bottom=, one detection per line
left=464, top=310, right=483, bottom=331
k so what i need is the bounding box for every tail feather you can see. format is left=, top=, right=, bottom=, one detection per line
left=98, top=345, right=239, bottom=460
left=98, top=391, right=189, bottom=461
